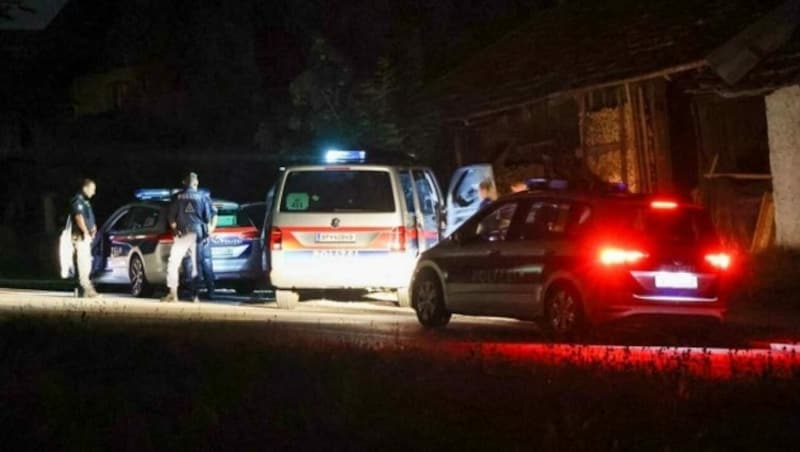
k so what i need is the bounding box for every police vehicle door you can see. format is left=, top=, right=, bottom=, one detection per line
left=412, top=169, right=442, bottom=251
left=99, top=208, right=133, bottom=284
left=443, top=200, right=524, bottom=316
left=508, top=199, right=578, bottom=319
left=445, top=164, right=494, bottom=236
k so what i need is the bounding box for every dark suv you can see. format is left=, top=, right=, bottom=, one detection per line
left=409, top=188, right=733, bottom=338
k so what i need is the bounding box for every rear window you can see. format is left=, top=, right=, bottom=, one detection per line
left=280, top=170, right=395, bottom=213
left=216, top=208, right=254, bottom=228
left=604, top=204, right=716, bottom=243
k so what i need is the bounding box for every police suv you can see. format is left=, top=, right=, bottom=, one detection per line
left=91, top=189, right=262, bottom=296
left=268, top=150, right=494, bottom=309
left=408, top=182, right=734, bottom=338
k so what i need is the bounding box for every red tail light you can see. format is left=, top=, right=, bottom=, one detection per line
left=599, top=247, right=647, bottom=265
left=158, top=232, right=174, bottom=244
left=705, top=252, right=731, bottom=270
left=651, top=200, right=678, bottom=210
left=240, top=228, right=260, bottom=240
left=269, top=227, right=282, bottom=251
left=390, top=226, right=406, bottom=252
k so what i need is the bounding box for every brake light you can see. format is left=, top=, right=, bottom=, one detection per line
left=390, top=226, right=406, bottom=252
left=651, top=200, right=678, bottom=210
left=599, top=247, right=647, bottom=265
left=157, top=232, right=174, bottom=244
left=240, top=228, right=259, bottom=240
left=269, top=227, right=282, bottom=251
left=705, top=252, right=731, bottom=270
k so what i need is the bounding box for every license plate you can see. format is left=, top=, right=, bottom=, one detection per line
left=654, top=272, right=698, bottom=289
left=211, top=247, right=236, bottom=258
left=315, top=232, right=356, bottom=243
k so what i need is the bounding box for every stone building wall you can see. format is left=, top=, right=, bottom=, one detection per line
left=765, top=84, right=800, bottom=249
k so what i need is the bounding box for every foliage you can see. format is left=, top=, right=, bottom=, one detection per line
left=0, top=0, right=33, bottom=22
left=286, top=33, right=440, bottom=162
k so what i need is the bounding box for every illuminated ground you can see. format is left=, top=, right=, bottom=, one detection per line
left=1, top=287, right=798, bottom=380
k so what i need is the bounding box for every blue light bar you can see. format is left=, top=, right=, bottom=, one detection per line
left=324, top=149, right=366, bottom=163
left=525, top=178, right=569, bottom=191
left=134, top=188, right=211, bottom=200
left=606, top=182, right=629, bottom=193
left=134, top=188, right=174, bottom=200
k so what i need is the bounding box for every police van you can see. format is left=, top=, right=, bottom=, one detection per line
left=268, top=150, right=493, bottom=309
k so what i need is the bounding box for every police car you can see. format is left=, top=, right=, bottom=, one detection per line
left=91, top=189, right=263, bottom=296
left=408, top=182, right=734, bottom=338
left=268, top=150, right=493, bottom=309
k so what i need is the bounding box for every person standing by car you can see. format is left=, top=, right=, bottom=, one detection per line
left=70, top=178, right=100, bottom=298
left=161, top=172, right=217, bottom=302
left=193, top=203, right=217, bottom=301
left=478, top=179, right=496, bottom=209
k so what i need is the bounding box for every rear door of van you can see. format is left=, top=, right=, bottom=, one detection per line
left=269, top=166, right=409, bottom=288
left=398, top=167, right=444, bottom=253
left=445, top=164, right=494, bottom=235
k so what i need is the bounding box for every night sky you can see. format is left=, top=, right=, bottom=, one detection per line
left=1, top=0, right=556, bottom=226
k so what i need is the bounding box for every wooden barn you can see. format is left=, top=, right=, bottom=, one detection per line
left=433, top=0, right=800, bottom=250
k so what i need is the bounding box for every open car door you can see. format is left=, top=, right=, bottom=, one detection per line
left=445, top=164, right=494, bottom=236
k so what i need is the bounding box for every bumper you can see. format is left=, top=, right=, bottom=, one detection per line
left=212, top=257, right=261, bottom=282
left=585, top=291, right=726, bottom=324
left=581, top=268, right=728, bottom=324
left=270, top=251, right=416, bottom=289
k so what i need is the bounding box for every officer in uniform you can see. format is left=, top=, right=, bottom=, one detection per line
left=161, top=172, right=218, bottom=302
left=70, top=178, right=100, bottom=298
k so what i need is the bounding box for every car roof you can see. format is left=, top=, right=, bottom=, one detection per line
left=279, top=150, right=420, bottom=166
left=498, top=189, right=705, bottom=210
left=122, top=197, right=237, bottom=209
left=279, top=164, right=430, bottom=172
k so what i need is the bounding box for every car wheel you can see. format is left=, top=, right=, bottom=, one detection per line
left=412, top=271, right=450, bottom=328
left=542, top=283, right=585, bottom=340
left=129, top=255, right=153, bottom=298
left=395, top=287, right=411, bottom=308
left=275, top=289, right=299, bottom=310
left=235, top=281, right=256, bottom=296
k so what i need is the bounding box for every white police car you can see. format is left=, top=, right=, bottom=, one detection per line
left=268, top=149, right=493, bottom=309
left=92, top=189, right=263, bottom=296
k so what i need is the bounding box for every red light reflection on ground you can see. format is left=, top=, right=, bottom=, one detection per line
left=440, top=342, right=800, bottom=379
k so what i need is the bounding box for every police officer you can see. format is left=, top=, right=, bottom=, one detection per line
left=70, top=178, right=100, bottom=298
left=184, top=201, right=217, bottom=301
left=478, top=179, right=496, bottom=209
left=161, top=172, right=217, bottom=302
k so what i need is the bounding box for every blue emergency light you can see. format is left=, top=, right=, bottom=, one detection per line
left=526, top=178, right=569, bottom=190
left=134, top=188, right=211, bottom=200
left=605, top=182, right=629, bottom=193
left=324, top=149, right=366, bottom=164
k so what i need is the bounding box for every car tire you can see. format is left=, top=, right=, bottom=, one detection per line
left=395, top=287, right=411, bottom=308
left=235, top=281, right=256, bottom=296
left=412, top=271, right=450, bottom=328
left=275, top=289, right=299, bottom=310
left=541, top=283, right=585, bottom=341
left=129, top=254, right=153, bottom=298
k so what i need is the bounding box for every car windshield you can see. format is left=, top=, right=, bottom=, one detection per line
left=280, top=170, right=395, bottom=213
